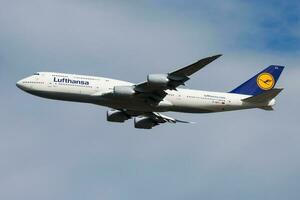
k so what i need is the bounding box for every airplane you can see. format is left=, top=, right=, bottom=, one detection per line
left=16, top=55, right=284, bottom=129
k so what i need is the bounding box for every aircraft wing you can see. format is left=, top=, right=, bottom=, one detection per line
left=120, top=110, right=192, bottom=123
left=169, top=54, right=222, bottom=77
left=134, top=112, right=194, bottom=129
left=150, top=112, right=193, bottom=124
left=134, top=54, right=222, bottom=102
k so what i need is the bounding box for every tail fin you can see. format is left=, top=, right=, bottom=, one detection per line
left=230, top=65, right=284, bottom=95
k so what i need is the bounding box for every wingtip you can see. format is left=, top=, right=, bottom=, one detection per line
left=214, top=54, right=223, bottom=58
left=176, top=120, right=196, bottom=124
left=207, top=54, right=222, bottom=61
left=197, top=54, right=222, bottom=62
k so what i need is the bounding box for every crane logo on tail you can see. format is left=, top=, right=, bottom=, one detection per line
left=257, top=73, right=275, bottom=90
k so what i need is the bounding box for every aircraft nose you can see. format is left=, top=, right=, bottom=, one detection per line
left=16, top=80, right=21, bottom=88
left=16, top=79, right=27, bottom=90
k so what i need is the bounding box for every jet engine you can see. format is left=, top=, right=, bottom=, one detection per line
left=147, top=74, right=169, bottom=87
left=134, top=116, right=157, bottom=129
left=107, top=110, right=130, bottom=123
left=113, top=86, right=135, bottom=97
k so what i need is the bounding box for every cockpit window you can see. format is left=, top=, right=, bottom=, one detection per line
left=34, top=73, right=40, bottom=75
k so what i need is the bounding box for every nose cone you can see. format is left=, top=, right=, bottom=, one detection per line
left=16, top=79, right=27, bottom=91
left=16, top=80, right=22, bottom=88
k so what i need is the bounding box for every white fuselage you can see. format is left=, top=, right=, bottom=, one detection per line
left=16, top=72, right=274, bottom=113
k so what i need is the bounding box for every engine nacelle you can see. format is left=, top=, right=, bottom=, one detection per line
left=107, top=110, right=130, bottom=123
left=113, top=86, right=135, bottom=97
left=134, top=116, right=156, bottom=129
left=147, top=74, right=169, bottom=87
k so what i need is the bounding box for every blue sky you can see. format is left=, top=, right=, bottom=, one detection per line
left=0, top=0, right=300, bottom=200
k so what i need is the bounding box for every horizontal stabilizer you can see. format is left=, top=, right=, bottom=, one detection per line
left=242, top=88, right=283, bottom=103
left=259, top=106, right=274, bottom=111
